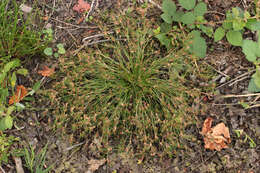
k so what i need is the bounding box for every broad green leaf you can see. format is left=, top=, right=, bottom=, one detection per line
left=16, top=68, right=28, bottom=76
left=254, top=76, right=260, bottom=88
left=194, top=2, right=207, bottom=16
left=200, top=25, right=213, bottom=37
left=248, top=78, right=260, bottom=92
left=178, top=0, right=196, bottom=10
left=232, top=20, right=245, bottom=31
left=222, top=21, right=232, bottom=30
left=0, top=115, right=13, bottom=131
left=44, top=48, right=53, bottom=56
left=214, top=27, right=226, bottom=42
left=242, top=40, right=257, bottom=62
left=162, top=0, right=176, bottom=16
left=28, top=81, right=41, bottom=95
left=246, top=21, right=260, bottom=31
left=180, top=12, right=195, bottom=24
left=191, top=36, right=207, bottom=58
left=226, top=30, right=242, bottom=46
left=172, top=11, right=184, bottom=22
left=3, top=59, right=20, bottom=73
left=161, top=13, right=173, bottom=24
left=160, top=22, right=172, bottom=33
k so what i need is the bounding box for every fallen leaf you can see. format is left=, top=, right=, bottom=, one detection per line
left=73, top=0, right=90, bottom=13
left=9, top=85, right=28, bottom=105
left=86, top=158, right=106, bottom=172
left=38, top=65, right=55, bottom=77
left=201, top=117, right=231, bottom=151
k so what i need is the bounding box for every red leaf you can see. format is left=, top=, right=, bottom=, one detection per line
left=73, top=0, right=90, bottom=13
left=9, top=85, right=28, bottom=105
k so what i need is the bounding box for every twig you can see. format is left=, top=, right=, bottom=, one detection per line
left=73, top=39, right=126, bottom=55
left=228, top=76, right=249, bottom=86
left=220, top=93, right=260, bottom=98
left=51, top=17, right=97, bottom=29
left=82, top=31, right=114, bottom=42
left=0, top=166, right=6, bottom=173
left=86, top=0, right=96, bottom=19
left=65, top=141, right=85, bottom=151
left=215, top=70, right=255, bottom=89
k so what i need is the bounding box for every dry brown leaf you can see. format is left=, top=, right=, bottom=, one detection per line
left=201, top=117, right=231, bottom=151
left=9, top=85, right=28, bottom=105
left=86, top=158, right=106, bottom=172
left=73, top=0, right=90, bottom=13
left=38, top=65, right=54, bottom=77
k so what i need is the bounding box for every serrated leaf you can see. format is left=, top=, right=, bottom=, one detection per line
left=194, top=2, right=207, bottom=16
left=222, top=21, right=232, bottom=30
left=172, top=11, right=184, bottom=22
left=16, top=68, right=28, bottom=76
left=178, top=0, right=195, bottom=10
left=192, top=36, right=207, bottom=58
left=242, top=39, right=257, bottom=62
left=248, top=78, right=260, bottom=92
left=162, top=0, right=176, bottom=16
left=214, top=27, right=226, bottom=42
left=232, top=20, right=245, bottom=31
left=161, top=13, right=173, bottom=24
left=180, top=12, right=195, bottom=24
left=226, top=30, right=242, bottom=46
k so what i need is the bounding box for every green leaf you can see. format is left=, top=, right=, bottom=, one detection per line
left=248, top=78, right=260, bottom=92
left=178, top=0, right=196, bottom=10
left=56, top=43, right=64, bottom=49
left=155, top=33, right=172, bottom=50
left=160, top=22, right=172, bottom=33
left=232, top=20, right=245, bottom=31
left=16, top=68, right=28, bottom=76
left=242, top=40, right=257, bottom=62
left=162, top=0, right=176, bottom=16
left=180, top=12, right=195, bottom=24
left=7, top=106, right=15, bottom=116
left=3, top=59, right=20, bottom=73
left=226, top=30, right=242, bottom=46
left=161, top=13, right=173, bottom=24
left=214, top=27, right=226, bottom=42
left=58, top=47, right=66, bottom=54
left=44, top=48, right=53, bottom=56
left=28, top=81, right=41, bottom=95
left=222, top=21, right=232, bottom=30
left=0, top=116, right=13, bottom=131
left=54, top=53, right=59, bottom=58
left=194, top=2, right=207, bottom=16
left=172, top=11, right=184, bottom=22
left=191, top=36, right=207, bottom=58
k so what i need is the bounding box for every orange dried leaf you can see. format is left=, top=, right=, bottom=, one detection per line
left=201, top=117, right=213, bottom=135
left=38, top=65, right=54, bottom=77
left=73, top=0, right=90, bottom=13
left=9, top=85, right=28, bottom=105
left=201, top=118, right=231, bottom=151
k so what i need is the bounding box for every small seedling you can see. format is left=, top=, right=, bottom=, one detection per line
left=234, top=129, right=256, bottom=148
left=44, top=43, right=66, bottom=58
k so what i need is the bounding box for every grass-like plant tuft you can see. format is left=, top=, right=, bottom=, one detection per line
left=51, top=19, right=209, bottom=157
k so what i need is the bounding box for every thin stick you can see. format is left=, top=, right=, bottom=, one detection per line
left=82, top=31, right=114, bottom=42
left=148, top=0, right=162, bottom=9
left=86, top=0, right=96, bottom=19
left=220, top=93, right=260, bottom=98
left=0, top=166, right=6, bottom=173
left=51, top=17, right=97, bottom=29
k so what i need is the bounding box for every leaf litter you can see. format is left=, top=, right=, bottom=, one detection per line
left=201, top=117, right=231, bottom=151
